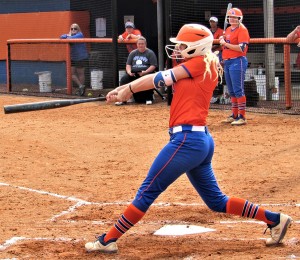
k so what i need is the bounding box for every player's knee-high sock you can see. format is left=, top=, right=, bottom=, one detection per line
left=226, top=197, right=280, bottom=225
left=237, top=96, right=246, bottom=118
left=231, top=97, right=238, bottom=118
left=104, top=203, right=145, bottom=242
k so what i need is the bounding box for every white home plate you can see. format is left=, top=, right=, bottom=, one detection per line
left=154, top=225, right=216, bottom=236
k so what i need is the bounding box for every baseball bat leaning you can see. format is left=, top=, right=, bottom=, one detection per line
left=223, top=3, right=232, bottom=32
left=4, top=96, right=106, bottom=114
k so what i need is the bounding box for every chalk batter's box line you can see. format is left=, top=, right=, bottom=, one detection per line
left=1, top=182, right=299, bottom=207
left=0, top=182, right=299, bottom=222
left=0, top=182, right=299, bottom=254
left=1, top=235, right=299, bottom=254
left=56, top=219, right=300, bottom=226
left=0, top=236, right=83, bottom=251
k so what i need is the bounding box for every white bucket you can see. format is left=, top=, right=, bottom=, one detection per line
left=91, top=70, right=103, bottom=90
left=245, top=68, right=257, bottom=80
left=118, top=70, right=126, bottom=85
left=272, top=77, right=279, bottom=101
left=254, top=75, right=279, bottom=100
left=35, top=71, right=52, bottom=92
left=254, top=75, right=266, bottom=100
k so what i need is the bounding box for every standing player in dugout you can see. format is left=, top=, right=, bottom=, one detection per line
left=85, top=24, right=292, bottom=254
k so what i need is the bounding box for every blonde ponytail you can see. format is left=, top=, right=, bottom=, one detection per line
left=203, top=51, right=223, bottom=84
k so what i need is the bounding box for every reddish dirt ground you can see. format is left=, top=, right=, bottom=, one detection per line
left=0, top=94, right=299, bottom=259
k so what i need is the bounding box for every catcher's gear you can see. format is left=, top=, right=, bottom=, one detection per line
left=165, top=24, right=213, bottom=59
left=227, top=8, right=243, bottom=23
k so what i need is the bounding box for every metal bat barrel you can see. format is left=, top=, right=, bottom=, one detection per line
left=3, top=97, right=105, bottom=114
left=224, top=3, right=232, bottom=32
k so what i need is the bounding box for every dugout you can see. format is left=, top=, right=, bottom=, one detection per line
left=0, top=0, right=158, bottom=89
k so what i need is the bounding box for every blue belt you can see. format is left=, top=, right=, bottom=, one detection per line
left=169, top=125, right=206, bottom=134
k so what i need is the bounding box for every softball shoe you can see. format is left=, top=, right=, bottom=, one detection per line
left=221, top=114, right=236, bottom=123
left=85, top=233, right=118, bottom=253
left=231, top=115, right=247, bottom=125
left=265, top=213, right=292, bottom=246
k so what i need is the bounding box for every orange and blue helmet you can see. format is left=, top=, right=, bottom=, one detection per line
left=227, top=8, right=243, bottom=23
left=166, top=24, right=213, bottom=58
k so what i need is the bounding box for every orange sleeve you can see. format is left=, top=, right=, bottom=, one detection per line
left=133, top=29, right=142, bottom=36
left=237, top=25, right=250, bottom=44
left=180, top=57, right=205, bottom=77
left=121, top=32, right=128, bottom=38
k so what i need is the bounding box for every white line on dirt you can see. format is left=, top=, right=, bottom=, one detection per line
left=0, top=236, right=81, bottom=251
left=1, top=181, right=298, bottom=207
left=59, top=219, right=299, bottom=226
left=0, top=182, right=88, bottom=203
left=1, top=235, right=298, bottom=253
left=1, top=183, right=298, bottom=257
left=1, top=182, right=299, bottom=222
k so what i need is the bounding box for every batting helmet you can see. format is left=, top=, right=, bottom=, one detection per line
left=227, top=8, right=243, bottom=23
left=166, top=24, right=213, bottom=59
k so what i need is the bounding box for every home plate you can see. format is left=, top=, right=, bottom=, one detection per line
left=154, top=225, right=216, bottom=236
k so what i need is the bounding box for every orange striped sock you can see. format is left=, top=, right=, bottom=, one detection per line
left=237, top=96, right=246, bottom=118
left=104, top=203, right=145, bottom=242
left=226, top=197, right=276, bottom=225
left=231, top=97, right=238, bottom=118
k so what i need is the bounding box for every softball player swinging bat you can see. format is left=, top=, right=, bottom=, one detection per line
left=85, top=24, right=292, bottom=254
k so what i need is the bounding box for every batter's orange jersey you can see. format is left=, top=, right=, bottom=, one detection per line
left=169, top=56, right=218, bottom=127
left=222, top=23, right=250, bottom=60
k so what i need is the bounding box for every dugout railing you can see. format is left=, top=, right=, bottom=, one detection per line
left=5, top=37, right=300, bottom=114
left=212, top=37, right=300, bottom=114
left=5, top=38, right=132, bottom=96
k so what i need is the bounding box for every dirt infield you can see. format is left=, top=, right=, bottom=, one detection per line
left=0, top=94, right=299, bottom=259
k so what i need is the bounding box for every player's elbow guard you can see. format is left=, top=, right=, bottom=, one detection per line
left=153, top=69, right=176, bottom=89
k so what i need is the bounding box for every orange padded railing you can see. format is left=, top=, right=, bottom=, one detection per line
left=7, top=37, right=300, bottom=108
left=7, top=38, right=137, bottom=95
left=214, top=37, right=300, bottom=109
